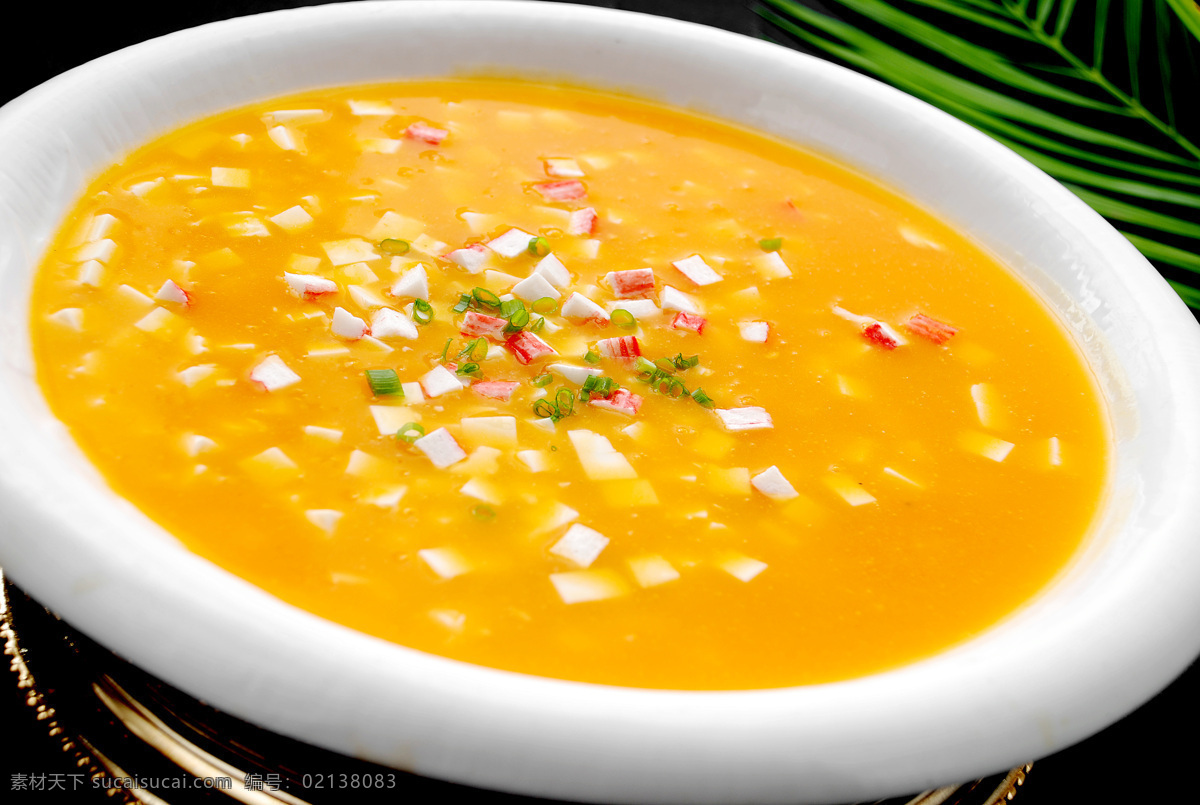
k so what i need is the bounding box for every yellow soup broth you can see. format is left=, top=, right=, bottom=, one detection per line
left=30, top=80, right=1109, bottom=689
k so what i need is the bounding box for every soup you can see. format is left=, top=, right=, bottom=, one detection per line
left=29, top=79, right=1108, bottom=689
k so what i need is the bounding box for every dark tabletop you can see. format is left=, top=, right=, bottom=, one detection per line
left=1, top=1, right=1196, bottom=802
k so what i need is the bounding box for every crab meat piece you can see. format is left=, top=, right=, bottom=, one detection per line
left=390, top=264, right=429, bottom=300
left=284, top=272, right=338, bottom=299
left=155, top=279, right=192, bottom=306
left=671, top=255, right=723, bottom=286
left=589, top=388, right=643, bottom=416
left=506, top=331, right=557, bottom=364
left=535, top=180, right=586, bottom=201
left=906, top=313, right=958, bottom=344
left=714, top=406, right=773, bottom=432
left=832, top=305, right=907, bottom=347
left=370, top=308, right=418, bottom=340
left=446, top=243, right=490, bottom=274
left=550, top=524, right=610, bottom=568
left=750, top=466, right=799, bottom=500
left=331, top=307, right=369, bottom=340
left=560, top=292, right=609, bottom=324
left=671, top=312, right=706, bottom=334
left=739, top=321, right=769, bottom=342
left=472, top=381, right=520, bottom=402
left=543, top=157, right=585, bottom=177
left=567, top=207, right=598, bottom=236
left=249, top=354, right=301, bottom=391
left=414, top=427, right=467, bottom=469
left=405, top=122, right=448, bottom=144
left=487, top=228, right=537, bottom=258
left=863, top=323, right=899, bottom=350
left=511, top=272, right=561, bottom=303
left=419, top=365, right=464, bottom=398
left=460, top=311, right=510, bottom=341
left=607, top=268, right=655, bottom=299
left=596, top=335, right=641, bottom=360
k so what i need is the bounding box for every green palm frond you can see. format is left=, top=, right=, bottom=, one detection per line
left=755, top=0, right=1200, bottom=309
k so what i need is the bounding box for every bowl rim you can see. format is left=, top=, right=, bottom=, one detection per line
left=2, top=2, right=1200, bottom=803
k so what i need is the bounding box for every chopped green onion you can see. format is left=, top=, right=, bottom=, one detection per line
left=633, top=357, right=657, bottom=378
left=532, top=373, right=553, bottom=387
left=472, top=287, right=501, bottom=309
left=457, top=337, right=486, bottom=361
left=499, top=298, right=525, bottom=319
left=691, top=387, right=715, bottom=408
left=506, top=309, right=530, bottom=332
left=556, top=387, right=576, bottom=416
left=471, top=504, right=497, bottom=522
left=532, top=297, right=558, bottom=315
left=656, top=376, right=688, bottom=398
left=759, top=237, right=782, bottom=252
left=582, top=374, right=617, bottom=398
left=412, top=298, right=434, bottom=324
left=530, top=316, right=546, bottom=333
left=364, top=368, right=402, bottom=396
left=456, top=362, right=482, bottom=378
left=527, top=236, right=551, bottom=257
left=533, top=399, right=557, bottom=418
left=585, top=350, right=601, bottom=365
left=439, top=337, right=452, bottom=361
left=654, top=357, right=677, bottom=374
left=673, top=353, right=700, bottom=370
left=451, top=293, right=473, bottom=314
left=611, top=309, right=636, bottom=329
left=396, top=422, right=425, bottom=443
left=380, top=238, right=411, bottom=255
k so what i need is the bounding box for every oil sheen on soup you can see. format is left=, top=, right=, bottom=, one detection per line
left=30, top=80, right=1109, bottom=689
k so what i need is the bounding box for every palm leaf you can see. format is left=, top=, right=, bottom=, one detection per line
left=756, top=0, right=1200, bottom=309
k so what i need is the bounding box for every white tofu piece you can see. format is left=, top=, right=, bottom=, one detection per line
left=370, top=307, right=419, bottom=340
left=714, top=407, right=774, bottom=432
left=322, top=238, right=379, bottom=266
left=420, top=365, right=464, bottom=398
left=533, top=253, right=571, bottom=288
left=721, top=555, right=768, bottom=582
left=550, top=524, right=610, bottom=568
left=460, top=478, right=503, bottom=505
left=133, top=307, right=180, bottom=334
left=211, top=167, right=250, bottom=188
left=348, top=285, right=387, bottom=310
left=305, top=509, right=343, bottom=534
left=249, top=354, right=301, bottom=391
left=753, top=250, right=792, bottom=279
left=269, top=205, right=313, bottom=232
left=303, top=425, right=343, bottom=442
left=824, top=474, right=877, bottom=506
left=660, top=285, right=701, bottom=315
left=348, top=99, right=395, bottom=116
left=511, top=272, right=561, bottom=302
left=606, top=299, right=661, bottom=319
left=77, top=260, right=104, bottom=287
left=460, top=416, right=518, bottom=449
left=549, top=570, right=629, bottom=604
left=390, top=264, right=429, bottom=300
left=487, top=227, right=536, bottom=258
left=177, top=364, right=216, bottom=387
left=48, top=308, right=83, bottom=331
left=628, top=556, right=680, bottom=588
left=182, top=433, right=217, bottom=456
left=400, top=382, right=425, bottom=404
left=960, top=431, right=1015, bottom=462
left=738, top=321, right=770, bottom=343
left=369, top=405, right=421, bottom=437
left=516, top=449, right=549, bottom=473
left=446, top=246, right=491, bottom=274
left=548, top=362, right=603, bottom=385
left=751, top=466, right=799, bottom=500
left=155, top=279, right=190, bottom=305
left=672, top=254, right=723, bottom=286
left=414, top=427, right=468, bottom=468
left=331, top=307, right=369, bottom=339
left=419, top=547, right=470, bottom=579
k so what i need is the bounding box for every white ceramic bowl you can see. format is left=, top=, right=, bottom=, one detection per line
left=2, top=2, right=1199, bottom=803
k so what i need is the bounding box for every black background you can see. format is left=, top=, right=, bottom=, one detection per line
left=1, top=1, right=1196, bottom=802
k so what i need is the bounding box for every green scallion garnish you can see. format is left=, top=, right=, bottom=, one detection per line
left=759, top=237, right=782, bottom=252
left=611, top=308, right=636, bottom=329
left=532, top=373, right=553, bottom=387
left=506, top=309, right=530, bottom=332
left=380, top=238, right=411, bottom=255
left=584, top=350, right=601, bottom=365
left=499, top=298, right=525, bottom=319
left=530, top=316, right=546, bottom=333
left=532, top=297, right=558, bottom=315
left=691, top=387, right=715, bottom=408
left=654, top=357, right=677, bottom=374
left=673, top=353, right=700, bottom=370
left=471, top=504, right=497, bottom=522
left=451, top=293, right=473, bottom=314
left=457, top=337, right=486, bottom=361
left=555, top=387, right=575, bottom=416
left=528, top=236, right=551, bottom=257
left=439, top=337, right=452, bottom=361
left=456, top=362, right=483, bottom=378
left=533, top=399, right=557, bottom=419
left=396, top=422, right=425, bottom=443
left=472, top=287, right=501, bottom=309
left=412, top=298, right=434, bottom=324
left=364, top=368, right=402, bottom=396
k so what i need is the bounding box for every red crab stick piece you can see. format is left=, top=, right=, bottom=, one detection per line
left=507, top=331, right=557, bottom=364
left=472, top=381, right=520, bottom=402
left=596, top=335, right=641, bottom=360
left=568, top=207, right=598, bottom=236
left=608, top=268, right=655, bottom=299
left=589, top=388, right=643, bottom=416
left=906, top=313, right=958, bottom=344
left=461, top=311, right=510, bottom=341
left=284, top=272, right=338, bottom=299
left=535, top=180, right=587, bottom=201
left=406, top=122, right=448, bottom=145
left=671, top=312, right=706, bottom=334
